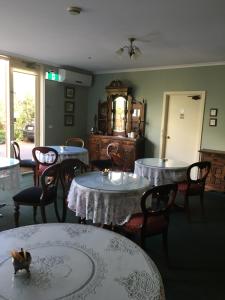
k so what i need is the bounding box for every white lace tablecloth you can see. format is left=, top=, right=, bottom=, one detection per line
left=135, top=158, right=189, bottom=186
left=49, top=146, right=89, bottom=165
left=0, top=158, right=20, bottom=192
left=0, top=223, right=165, bottom=300
left=68, top=171, right=150, bottom=225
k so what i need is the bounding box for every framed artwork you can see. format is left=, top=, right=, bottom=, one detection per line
left=65, top=101, right=74, bottom=113
left=64, top=115, right=74, bottom=126
left=210, top=108, right=218, bottom=117
left=65, top=86, right=75, bottom=99
left=209, top=118, right=217, bottom=127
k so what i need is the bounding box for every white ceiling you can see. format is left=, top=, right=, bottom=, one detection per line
left=1, top=0, right=225, bottom=74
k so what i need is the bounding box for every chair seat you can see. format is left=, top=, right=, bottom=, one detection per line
left=13, top=187, right=42, bottom=204
left=178, top=182, right=203, bottom=193
left=13, top=186, right=57, bottom=205
left=38, top=164, right=49, bottom=175
left=20, top=159, right=36, bottom=169
left=122, top=213, right=168, bottom=235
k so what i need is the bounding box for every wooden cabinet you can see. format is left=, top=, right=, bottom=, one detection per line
left=88, top=134, right=145, bottom=171
left=97, top=80, right=146, bottom=138
left=199, top=149, right=225, bottom=192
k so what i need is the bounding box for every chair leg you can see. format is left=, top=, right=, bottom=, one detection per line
left=14, top=203, right=20, bottom=227
left=40, top=205, right=47, bottom=223
left=54, top=200, right=61, bottom=222
left=162, top=229, right=169, bottom=265
left=33, top=168, right=37, bottom=186
left=62, top=198, right=67, bottom=222
left=33, top=206, right=38, bottom=223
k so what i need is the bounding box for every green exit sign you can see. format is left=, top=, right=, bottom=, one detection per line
left=46, top=71, right=60, bottom=81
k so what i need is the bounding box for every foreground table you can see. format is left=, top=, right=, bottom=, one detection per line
left=68, top=171, right=150, bottom=225
left=0, top=157, right=20, bottom=217
left=49, top=145, right=89, bottom=165
left=0, top=223, right=165, bottom=300
left=134, top=158, right=189, bottom=186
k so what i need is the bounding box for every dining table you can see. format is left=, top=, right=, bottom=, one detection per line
left=0, top=157, right=20, bottom=217
left=67, top=171, right=150, bottom=225
left=134, top=158, right=189, bottom=186
left=49, top=145, right=89, bottom=165
left=0, top=223, right=165, bottom=300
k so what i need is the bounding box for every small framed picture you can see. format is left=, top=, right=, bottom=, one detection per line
left=210, top=108, right=218, bottom=117
left=209, top=118, right=217, bottom=127
left=64, top=115, right=74, bottom=126
left=65, top=86, right=75, bottom=99
left=65, top=101, right=74, bottom=113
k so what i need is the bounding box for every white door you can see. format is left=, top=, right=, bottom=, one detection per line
left=160, top=91, right=205, bottom=164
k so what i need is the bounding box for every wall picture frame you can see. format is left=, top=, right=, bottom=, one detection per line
left=209, top=118, right=217, bottom=127
left=65, top=101, right=74, bottom=113
left=210, top=108, right=218, bottom=117
left=65, top=86, right=75, bottom=99
left=64, top=114, right=74, bottom=126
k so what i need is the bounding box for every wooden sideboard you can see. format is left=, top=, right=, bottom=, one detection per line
left=88, top=135, right=145, bottom=171
left=199, top=149, right=225, bottom=192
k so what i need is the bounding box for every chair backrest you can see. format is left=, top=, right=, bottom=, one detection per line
left=106, top=142, right=128, bottom=171
left=60, top=158, right=88, bottom=196
left=65, top=137, right=84, bottom=148
left=187, top=161, right=211, bottom=188
left=32, top=146, right=59, bottom=166
left=40, top=163, right=60, bottom=202
left=11, top=141, right=21, bottom=161
left=141, top=184, right=178, bottom=225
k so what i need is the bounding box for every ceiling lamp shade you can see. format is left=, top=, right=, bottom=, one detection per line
left=116, top=38, right=141, bottom=60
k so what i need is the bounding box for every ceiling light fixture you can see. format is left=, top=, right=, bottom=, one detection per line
left=116, top=38, right=141, bottom=60
left=67, top=6, right=81, bottom=15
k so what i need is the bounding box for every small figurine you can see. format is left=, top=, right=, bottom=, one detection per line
left=102, top=168, right=110, bottom=176
left=11, top=248, right=32, bottom=274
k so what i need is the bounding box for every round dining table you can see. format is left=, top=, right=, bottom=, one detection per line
left=0, top=157, right=20, bottom=191
left=49, top=145, right=89, bottom=165
left=68, top=171, right=150, bottom=225
left=0, top=223, right=165, bottom=300
left=0, top=157, right=20, bottom=217
left=134, top=158, right=189, bottom=186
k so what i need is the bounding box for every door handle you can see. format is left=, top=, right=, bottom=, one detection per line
left=166, top=136, right=170, bottom=139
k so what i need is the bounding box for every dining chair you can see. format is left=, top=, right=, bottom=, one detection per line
left=32, top=146, right=58, bottom=186
left=177, top=161, right=211, bottom=221
left=65, top=137, right=85, bottom=148
left=89, top=142, right=114, bottom=171
left=11, top=141, right=36, bottom=185
left=13, top=163, right=61, bottom=227
left=115, top=183, right=178, bottom=264
left=60, top=158, right=88, bottom=222
left=90, top=142, right=127, bottom=171
left=107, top=142, right=131, bottom=171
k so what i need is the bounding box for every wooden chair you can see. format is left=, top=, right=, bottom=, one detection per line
left=90, top=142, right=114, bottom=171
left=90, top=142, right=130, bottom=171
left=65, top=137, right=84, bottom=148
left=60, top=158, right=88, bottom=222
left=177, top=161, right=211, bottom=221
left=13, top=163, right=61, bottom=227
left=107, top=142, right=130, bottom=171
left=32, top=146, right=58, bottom=186
left=11, top=141, right=36, bottom=185
left=115, top=184, right=178, bottom=264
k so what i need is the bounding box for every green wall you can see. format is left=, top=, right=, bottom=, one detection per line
left=45, top=80, right=89, bottom=145
left=87, top=65, right=225, bottom=156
